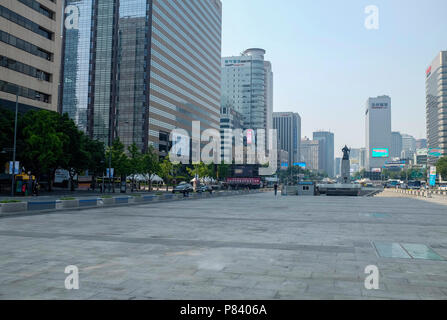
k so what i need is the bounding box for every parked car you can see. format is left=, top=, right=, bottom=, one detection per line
left=172, top=182, right=193, bottom=194
left=197, top=185, right=213, bottom=194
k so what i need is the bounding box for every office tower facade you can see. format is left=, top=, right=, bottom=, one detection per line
left=221, top=48, right=273, bottom=142
left=313, top=131, right=334, bottom=177
left=426, top=51, right=447, bottom=163
left=61, top=0, right=222, bottom=154
left=300, top=137, right=323, bottom=172
left=391, top=132, right=403, bottom=159
left=359, top=148, right=367, bottom=170
left=349, top=148, right=361, bottom=173
left=273, top=112, right=301, bottom=167
left=0, top=0, right=63, bottom=112
left=401, top=133, right=416, bottom=157
left=416, top=138, right=427, bottom=149
left=334, top=157, right=342, bottom=176
left=220, top=105, right=243, bottom=162
left=365, top=95, right=392, bottom=170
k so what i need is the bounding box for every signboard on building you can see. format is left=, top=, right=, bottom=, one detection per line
left=54, top=169, right=69, bottom=183
left=226, top=177, right=261, bottom=185
left=371, top=168, right=382, bottom=173
left=429, top=166, right=437, bottom=187
left=372, top=148, right=389, bottom=158
left=428, top=148, right=442, bottom=157
left=293, top=162, right=306, bottom=168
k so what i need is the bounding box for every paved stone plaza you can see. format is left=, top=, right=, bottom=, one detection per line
left=1, top=192, right=447, bottom=299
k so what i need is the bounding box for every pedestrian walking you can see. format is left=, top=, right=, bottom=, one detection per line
left=274, top=183, right=278, bottom=196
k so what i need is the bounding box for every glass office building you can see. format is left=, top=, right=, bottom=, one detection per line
left=61, top=0, right=94, bottom=132
left=61, top=0, right=222, bottom=153
left=426, top=51, right=447, bottom=164
left=221, top=48, right=273, bottom=134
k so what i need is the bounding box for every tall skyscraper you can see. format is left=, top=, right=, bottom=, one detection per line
left=221, top=48, right=273, bottom=142
left=365, top=95, right=392, bottom=170
left=61, top=0, right=222, bottom=155
left=273, top=112, right=301, bottom=166
left=220, top=105, right=243, bottom=162
left=402, top=133, right=416, bottom=154
left=426, top=51, right=447, bottom=163
left=416, top=138, right=427, bottom=149
left=0, top=0, right=63, bottom=112
left=300, top=137, right=323, bottom=172
left=334, top=157, right=342, bottom=176
left=313, top=131, right=334, bottom=177
left=391, top=132, right=403, bottom=159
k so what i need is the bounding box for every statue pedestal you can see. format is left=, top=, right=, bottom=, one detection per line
left=341, top=159, right=350, bottom=184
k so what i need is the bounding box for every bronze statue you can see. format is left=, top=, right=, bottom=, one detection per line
left=342, top=145, right=350, bottom=160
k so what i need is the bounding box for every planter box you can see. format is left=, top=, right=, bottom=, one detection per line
left=143, top=195, right=156, bottom=202
left=100, top=198, right=114, bottom=206
left=0, top=202, right=27, bottom=214
left=59, top=199, right=79, bottom=209
left=79, top=198, right=98, bottom=207
left=28, top=201, right=56, bottom=211
left=132, top=196, right=144, bottom=203
left=114, top=197, right=130, bottom=204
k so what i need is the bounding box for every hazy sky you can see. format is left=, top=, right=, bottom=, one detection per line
left=221, top=0, right=447, bottom=156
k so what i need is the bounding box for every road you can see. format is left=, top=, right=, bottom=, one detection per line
left=1, top=192, right=447, bottom=299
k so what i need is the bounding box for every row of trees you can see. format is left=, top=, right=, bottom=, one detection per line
left=0, top=108, right=234, bottom=192
left=0, top=109, right=104, bottom=191
left=353, top=159, right=447, bottom=181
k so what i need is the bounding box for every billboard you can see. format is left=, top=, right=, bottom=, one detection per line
left=293, top=162, right=306, bottom=168
left=429, top=166, right=436, bottom=187
left=372, top=148, right=389, bottom=158
left=428, top=148, right=442, bottom=157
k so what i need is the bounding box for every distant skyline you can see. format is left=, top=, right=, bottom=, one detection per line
left=221, top=0, right=447, bottom=156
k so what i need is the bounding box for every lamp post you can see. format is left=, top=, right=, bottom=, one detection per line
left=11, top=90, right=19, bottom=197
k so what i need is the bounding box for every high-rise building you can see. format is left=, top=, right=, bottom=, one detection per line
left=349, top=148, right=361, bottom=173
left=220, top=105, right=243, bottom=162
left=334, top=157, right=342, bottom=176
left=402, top=133, right=416, bottom=154
left=300, top=137, right=323, bottom=172
left=313, top=131, right=334, bottom=177
left=221, top=48, right=273, bottom=142
left=273, top=112, right=301, bottom=167
left=359, top=148, right=367, bottom=170
left=391, top=132, right=403, bottom=159
left=426, top=51, right=447, bottom=163
left=416, top=138, right=427, bottom=149
left=0, top=0, right=63, bottom=112
left=61, top=0, right=222, bottom=154
left=365, top=95, right=392, bottom=170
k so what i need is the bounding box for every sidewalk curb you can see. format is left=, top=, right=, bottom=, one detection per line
left=0, top=190, right=261, bottom=218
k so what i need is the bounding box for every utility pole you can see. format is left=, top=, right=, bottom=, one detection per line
left=11, top=91, right=19, bottom=197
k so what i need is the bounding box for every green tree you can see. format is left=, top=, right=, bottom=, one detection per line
left=21, top=110, right=65, bottom=191
left=127, top=143, right=143, bottom=191
left=436, top=157, right=447, bottom=181
left=84, top=138, right=105, bottom=190
left=142, top=145, right=159, bottom=191
left=57, top=113, right=89, bottom=191
left=159, top=156, right=173, bottom=191
left=0, top=108, right=16, bottom=168
left=217, top=162, right=230, bottom=180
